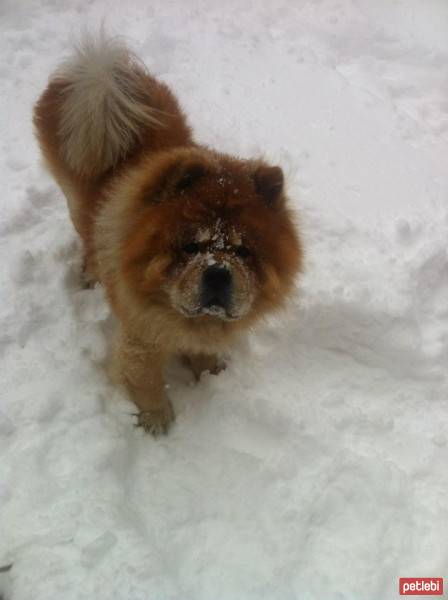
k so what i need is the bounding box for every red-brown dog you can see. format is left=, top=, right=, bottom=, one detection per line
left=34, top=35, right=302, bottom=434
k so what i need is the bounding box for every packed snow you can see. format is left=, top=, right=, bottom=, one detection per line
left=1, top=1, right=448, bottom=599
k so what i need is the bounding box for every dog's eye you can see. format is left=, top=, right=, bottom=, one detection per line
left=183, top=242, right=200, bottom=254
left=235, top=245, right=250, bottom=258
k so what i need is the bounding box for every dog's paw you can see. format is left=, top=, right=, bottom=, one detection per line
left=135, top=402, right=175, bottom=436
left=185, top=353, right=226, bottom=381
left=81, top=258, right=98, bottom=289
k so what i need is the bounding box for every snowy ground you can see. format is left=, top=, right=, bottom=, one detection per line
left=1, top=1, right=448, bottom=599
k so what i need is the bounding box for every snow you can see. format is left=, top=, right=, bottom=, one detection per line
left=1, top=1, right=448, bottom=599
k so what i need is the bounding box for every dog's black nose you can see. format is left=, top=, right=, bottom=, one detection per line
left=201, top=264, right=232, bottom=310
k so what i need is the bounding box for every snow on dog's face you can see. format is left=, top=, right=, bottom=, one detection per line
left=121, top=149, right=302, bottom=329
left=168, top=219, right=256, bottom=321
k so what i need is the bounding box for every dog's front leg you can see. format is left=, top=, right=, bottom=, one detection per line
left=113, top=331, right=174, bottom=435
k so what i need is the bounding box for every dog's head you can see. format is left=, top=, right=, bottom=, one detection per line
left=120, top=148, right=302, bottom=333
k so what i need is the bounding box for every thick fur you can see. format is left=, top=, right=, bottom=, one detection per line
left=34, top=35, right=303, bottom=434
left=54, top=35, right=162, bottom=178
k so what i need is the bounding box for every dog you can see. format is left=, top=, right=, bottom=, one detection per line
left=33, top=35, right=303, bottom=434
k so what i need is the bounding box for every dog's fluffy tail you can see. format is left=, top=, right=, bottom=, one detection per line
left=53, top=35, right=161, bottom=178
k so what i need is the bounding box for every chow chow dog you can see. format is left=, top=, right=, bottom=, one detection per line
left=33, top=35, right=302, bottom=434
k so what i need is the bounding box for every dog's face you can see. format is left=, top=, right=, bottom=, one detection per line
left=121, top=149, right=302, bottom=331
left=168, top=220, right=256, bottom=321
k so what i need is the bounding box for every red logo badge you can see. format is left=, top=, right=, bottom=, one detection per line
left=399, top=578, right=443, bottom=595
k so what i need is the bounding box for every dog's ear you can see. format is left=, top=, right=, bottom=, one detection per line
left=173, top=161, right=208, bottom=192
left=254, top=165, right=284, bottom=206
left=145, top=157, right=208, bottom=203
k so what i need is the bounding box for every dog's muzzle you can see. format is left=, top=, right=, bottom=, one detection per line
left=200, top=264, right=233, bottom=313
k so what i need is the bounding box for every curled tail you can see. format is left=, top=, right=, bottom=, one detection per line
left=50, top=35, right=162, bottom=178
